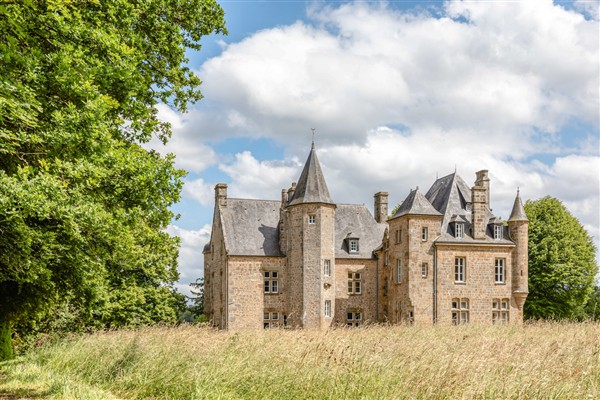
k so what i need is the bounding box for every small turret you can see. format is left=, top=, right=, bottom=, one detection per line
left=508, top=189, right=528, bottom=314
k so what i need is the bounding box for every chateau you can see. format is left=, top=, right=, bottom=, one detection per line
left=203, top=143, right=529, bottom=329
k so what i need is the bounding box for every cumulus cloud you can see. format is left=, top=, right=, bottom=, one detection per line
left=166, top=224, right=212, bottom=297
left=183, top=178, right=215, bottom=206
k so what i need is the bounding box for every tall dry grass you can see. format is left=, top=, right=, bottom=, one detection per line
left=1, top=322, right=599, bottom=399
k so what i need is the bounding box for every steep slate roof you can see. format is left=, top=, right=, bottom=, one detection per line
left=425, top=172, right=513, bottom=245
left=288, top=143, right=334, bottom=206
left=508, top=190, right=528, bottom=222
left=390, top=188, right=441, bottom=219
left=335, top=204, right=387, bottom=258
left=220, top=198, right=283, bottom=256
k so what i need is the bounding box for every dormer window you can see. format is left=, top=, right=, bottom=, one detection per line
left=494, top=225, right=503, bottom=240
left=349, top=239, right=359, bottom=253
left=455, top=223, right=464, bottom=239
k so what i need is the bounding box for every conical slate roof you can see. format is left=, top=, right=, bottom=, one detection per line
left=508, top=190, right=528, bottom=222
left=288, top=143, right=334, bottom=206
left=391, top=188, right=441, bottom=218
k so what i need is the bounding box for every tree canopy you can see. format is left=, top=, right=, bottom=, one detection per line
left=524, top=196, right=598, bottom=320
left=0, top=0, right=226, bottom=358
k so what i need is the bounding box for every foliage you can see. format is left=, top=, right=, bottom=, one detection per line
left=177, top=278, right=206, bottom=323
left=583, top=286, right=600, bottom=321
left=1, top=323, right=599, bottom=399
left=524, top=196, right=598, bottom=320
left=0, top=0, right=226, bottom=359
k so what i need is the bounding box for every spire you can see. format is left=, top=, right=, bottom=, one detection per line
left=508, top=188, right=528, bottom=222
left=288, top=142, right=334, bottom=206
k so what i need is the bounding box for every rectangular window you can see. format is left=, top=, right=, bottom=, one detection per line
left=395, top=229, right=401, bottom=244
left=451, top=298, right=469, bottom=325
left=348, top=272, right=362, bottom=294
left=346, top=310, right=363, bottom=327
left=421, top=262, right=428, bottom=278
left=263, top=311, right=280, bottom=329
left=384, top=252, right=389, bottom=266
left=396, top=259, right=402, bottom=283
left=494, top=225, right=503, bottom=240
left=492, top=298, right=510, bottom=324
left=264, top=271, right=279, bottom=294
left=323, top=259, right=331, bottom=277
left=454, top=257, right=466, bottom=283
left=349, top=239, right=359, bottom=253
left=308, top=215, right=316, bottom=224
left=455, top=223, right=464, bottom=239
left=495, top=258, right=505, bottom=283
left=324, top=300, right=331, bottom=318
left=422, top=227, right=428, bottom=241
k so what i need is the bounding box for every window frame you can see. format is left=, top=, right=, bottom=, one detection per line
left=494, top=258, right=505, bottom=284
left=395, top=229, right=401, bottom=244
left=494, top=225, right=503, bottom=240
left=455, top=223, right=464, bottom=239
left=421, top=262, right=428, bottom=278
left=308, top=214, right=316, bottom=224
left=451, top=298, right=469, bottom=325
left=454, top=257, right=466, bottom=283
left=492, top=298, right=510, bottom=324
left=396, top=259, right=402, bottom=284
left=421, top=227, right=428, bottom=241
left=263, top=311, right=280, bottom=329
left=324, top=300, right=332, bottom=318
left=346, top=310, right=363, bottom=327
left=264, top=271, right=279, bottom=294
left=347, top=271, right=362, bottom=294
left=323, top=259, right=331, bottom=277
left=348, top=238, right=359, bottom=253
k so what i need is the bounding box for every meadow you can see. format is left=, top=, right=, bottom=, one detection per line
left=0, top=322, right=598, bottom=399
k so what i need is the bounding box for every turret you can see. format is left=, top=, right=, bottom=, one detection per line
left=508, top=189, right=529, bottom=314
left=285, top=141, right=336, bottom=329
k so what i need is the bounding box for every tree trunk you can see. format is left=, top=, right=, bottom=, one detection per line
left=0, top=319, right=13, bottom=361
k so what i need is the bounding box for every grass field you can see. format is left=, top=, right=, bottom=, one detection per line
left=0, top=322, right=598, bottom=399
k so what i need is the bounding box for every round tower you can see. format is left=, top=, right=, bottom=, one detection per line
left=285, top=142, right=336, bottom=329
left=508, top=189, right=529, bottom=318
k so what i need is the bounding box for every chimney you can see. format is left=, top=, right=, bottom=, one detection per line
left=374, top=192, right=389, bottom=223
left=471, top=170, right=489, bottom=240
left=287, top=182, right=297, bottom=202
left=215, top=183, right=227, bottom=207
left=281, top=189, right=288, bottom=209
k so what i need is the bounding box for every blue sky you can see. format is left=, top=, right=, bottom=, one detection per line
left=148, top=0, right=600, bottom=296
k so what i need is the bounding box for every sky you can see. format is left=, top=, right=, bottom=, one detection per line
left=147, top=0, right=600, bottom=297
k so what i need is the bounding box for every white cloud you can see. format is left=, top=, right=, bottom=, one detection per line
left=166, top=224, right=211, bottom=298
left=219, top=151, right=301, bottom=199
left=183, top=178, right=214, bottom=206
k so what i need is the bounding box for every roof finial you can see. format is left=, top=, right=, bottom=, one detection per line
left=454, top=164, right=457, bottom=174
left=311, top=128, right=316, bottom=149
left=517, top=186, right=520, bottom=194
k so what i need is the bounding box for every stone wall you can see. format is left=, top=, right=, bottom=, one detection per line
left=333, top=258, right=378, bottom=325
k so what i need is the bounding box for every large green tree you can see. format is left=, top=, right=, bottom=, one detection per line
left=0, top=0, right=226, bottom=358
left=524, top=196, right=598, bottom=319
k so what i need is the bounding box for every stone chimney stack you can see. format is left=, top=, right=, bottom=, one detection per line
left=287, top=182, right=297, bottom=202
left=471, top=171, right=489, bottom=240
left=215, top=183, right=227, bottom=208
left=374, top=192, right=389, bottom=223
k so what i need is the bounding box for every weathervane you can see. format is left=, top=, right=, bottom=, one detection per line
left=311, top=128, right=316, bottom=147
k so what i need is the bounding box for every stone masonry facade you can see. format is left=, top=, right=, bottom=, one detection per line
left=203, top=144, right=529, bottom=329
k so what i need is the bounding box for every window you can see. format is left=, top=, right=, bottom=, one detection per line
left=455, top=223, right=464, bottom=239
left=492, top=298, right=509, bottom=324
left=495, top=258, right=505, bottom=283
left=396, top=259, right=402, bottom=283
left=346, top=310, right=363, bottom=327
left=264, top=271, right=278, bottom=293
left=323, top=259, right=331, bottom=277
left=384, top=252, right=389, bottom=266
left=324, top=300, right=332, bottom=318
left=494, top=225, right=503, bottom=240
left=349, top=239, right=359, bottom=253
left=348, top=272, right=362, bottom=294
left=454, top=257, right=466, bottom=283
left=395, top=229, right=401, bottom=244
left=263, top=311, right=280, bottom=329
left=421, top=262, right=428, bottom=278
left=383, top=277, right=389, bottom=297
left=451, top=298, right=469, bottom=324
left=422, top=227, right=428, bottom=241
left=308, top=215, right=316, bottom=224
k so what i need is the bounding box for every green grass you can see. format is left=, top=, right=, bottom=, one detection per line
left=1, top=322, right=599, bottom=399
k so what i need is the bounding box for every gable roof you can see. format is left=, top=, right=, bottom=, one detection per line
left=391, top=188, right=441, bottom=219
left=334, top=204, right=387, bottom=258
left=220, top=198, right=283, bottom=256
left=288, top=143, right=334, bottom=206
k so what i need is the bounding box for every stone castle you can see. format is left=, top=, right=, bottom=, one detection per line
left=203, top=143, right=528, bottom=329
